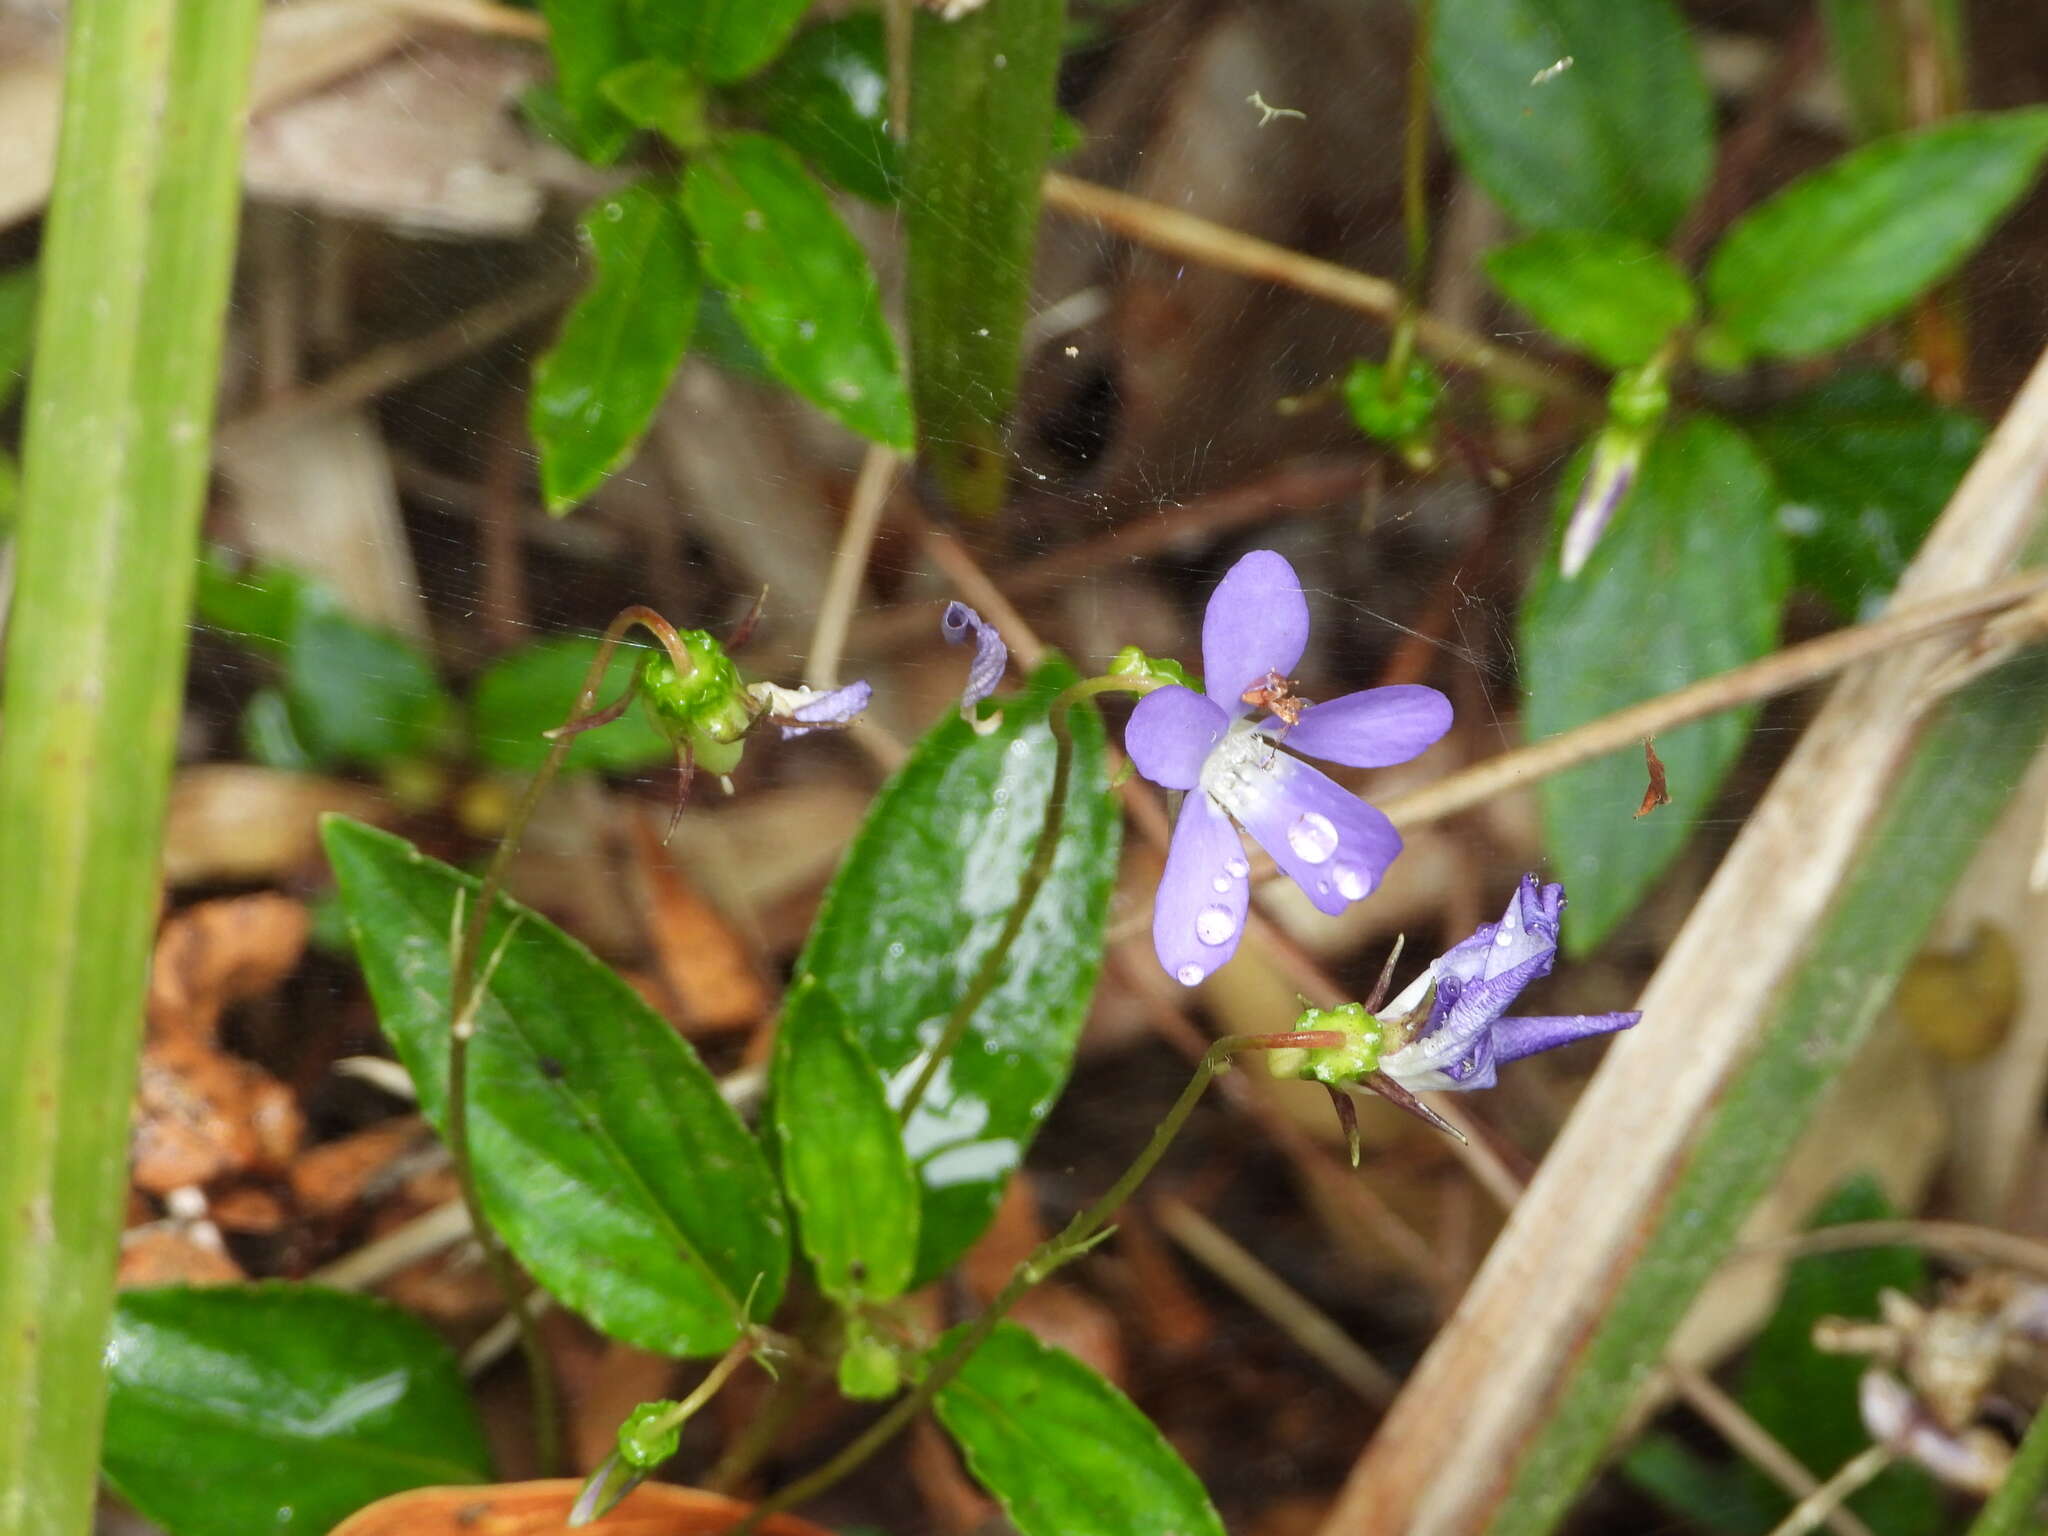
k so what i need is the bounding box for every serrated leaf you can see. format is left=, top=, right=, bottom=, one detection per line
left=741, top=15, right=900, bottom=205
left=1707, top=111, right=2048, bottom=360
left=1432, top=0, right=1712, bottom=241
left=469, top=636, right=672, bottom=775
left=532, top=183, right=701, bottom=514
left=0, top=263, right=35, bottom=412
left=1746, top=368, right=1986, bottom=621
left=683, top=133, right=913, bottom=450
left=935, top=1321, right=1225, bottom=1536
left=770, top=978, right=921, bottom=1304
left=1483, top=230, right=1696, bottom=370
left=102, top=1284, right=489, bottom=1536
left=1521, top=416, right=1787, bottom=952
left=321, top=817, right=789, bottom=1356
left=1738, top=1176, right=1938, bottom=1535
left=906, top=0, right=1065, bottom=513
left=537, top=0, right=637, bottom=164
left=796, top=658, right=1117, bottom=1281
left=632, top=0, right=810, bottom=85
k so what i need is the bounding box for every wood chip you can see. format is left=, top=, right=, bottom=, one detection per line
left=290, top=1117, right=432, bottom=1218
left=146, top=892, right=311, bottom=1045
left=627, top=812, right=771, bottom=1036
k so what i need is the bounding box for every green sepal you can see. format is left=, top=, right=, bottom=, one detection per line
left=618, top=1400, right=683, bottom=1468
left=1265, top=1002, right=1387, bottom=1087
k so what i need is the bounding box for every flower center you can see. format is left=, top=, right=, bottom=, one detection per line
left=1196, top=718, right=1284, bottom=820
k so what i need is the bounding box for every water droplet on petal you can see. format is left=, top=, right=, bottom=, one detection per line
left=1287, top=812, right=1338, bottom=864
left=1225, top=856, right=1250, bottom=879
left=1211, top=875, right=1232, bottom=893
left=1176, top=962, right=1205, bottom=986
left=1195, top=906, right=1237, bottom=945
left=1333, top=863, right=1371, bottom=901
left=1495, top=930, right=1513, bottom=947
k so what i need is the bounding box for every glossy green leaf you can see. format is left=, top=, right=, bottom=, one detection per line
left=1521, top=416, right=1787, bottom=953
left=1483, top=231, right=1696, bottom=370
left=1747, top=369, right=1986, bottom=621
left=741, top=15, right=900, bottom=205
left=1707, top=111, right=2048, bottom=360
left=683, top=133, right=913, bottom=451
left=1432, top=0, right=1711, bottom=241
left=796, top=658, right=1117, bottom=1281
left=0, top=263, right=35, bottom=412
left=470, top=636, right=671, bottom=775
left=532, top=182, right=701, bottom=515
left=934, top=1321, right=1224, bottom=1536
left=632, top=0, right=809, bottom=84
left=770, top=978, right=921, bottom=1305
left=321, top=817, right=789, bottom=1356
left=102, top=1284, right=489, bottom=1536
left=537, top=0, right=636, bottom=164
left=906, top=0, right=1065, bottom=512
left=1738, top=1176, right=1937, bottom=1536
left=599, top=59, right=708, bottom=149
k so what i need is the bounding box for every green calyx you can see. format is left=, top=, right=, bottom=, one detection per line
left=1265, top=1002, right=1386, bottom=1088
left=836, top=1314, right=903, bottom=1402
left=638, top=629, right=759, bottom=773
left=618, top=1399, right=684, bottom=1468
left=1108, top=646, right=1199, bottom=694
left=1343, top=355, right=1441, bottom=466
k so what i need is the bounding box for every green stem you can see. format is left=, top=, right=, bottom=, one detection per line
left=1384, top=0, right=1436, bottom=386
left=443, top=602, right=696, bottom=1475
left=894, top=674, right=1135, bottom=1124
left=0, top=0, right=260, bottom=1529
left=1965, top=1404, right=2048, bottom=1536
left=735, top=1032, right=1342, bottom=1533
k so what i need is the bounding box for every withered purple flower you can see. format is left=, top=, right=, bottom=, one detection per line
left=1124, top=549, right=1452, bottom=985
left=941, top=601, right=1008, bottom=709
left=1377, top=875, right=1639, bottom=1091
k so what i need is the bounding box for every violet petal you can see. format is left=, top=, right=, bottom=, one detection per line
left=1437, top=875, right=1560, bottom=986
left=1489, top=1011, right=1640, bottom=1065
left=1229, top=750, right=1401, bottom=917
left=1282, top=684, right=1454, bottom=768
left=1154, top=794, right=1251, bottom=986
left=941, top=601, right=1008, bottom=707
left=1125, top=685, right=1228, bottom=791
left=777, top=679, right=873, bottom=738
left=1202, top=550, right=1309, bottom=714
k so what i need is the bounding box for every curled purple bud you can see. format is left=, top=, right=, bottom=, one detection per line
left=1560, top=433, right=1643, bottom=579
left=941, top=601, right=1008, bottom=708
left=748, top=679, right=874, bottom=739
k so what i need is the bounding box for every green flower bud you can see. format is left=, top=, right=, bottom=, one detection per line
left=617, top=1399, right=683, bottom=1469
left=1343, top=355, right=1441, bottom=465
left=837, top=1322, right=902, bottom=1402
left=637, top=629, right=760, bottom=772
left=1265, top=1002, right=1386, bottom=1088
left=1108, top=646, right=1200, bottom=694
left=1606, top=363, right=1671, bottom=433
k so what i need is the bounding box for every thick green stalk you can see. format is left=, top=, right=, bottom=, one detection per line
left=1487, top=649, right=2048, bottom=1533
left=1965, top=1405, right=2048, bottom=1536
left=0, top=0, right=261, bottom=1531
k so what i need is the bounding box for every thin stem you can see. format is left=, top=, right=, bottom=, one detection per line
left=1764, top=1445, right=1893, bottom=1536
left=1376, top=565, right=2048, bottom=833
left=734, top=1033, right=1340, bottom=1533
left=1666, top=1363, right=1875, bottom=1536
left=806, top=445, right=897, bottom=690
left=1735, top=1219, right=2048, bottom=1282
left=895, top=675, right=1137, bottom=1123
left=1040, top=171, right=1593, bottom=411
left=1384, top=0, right=1436, bottom=385
left=442, top=602, right=697, bottom=1474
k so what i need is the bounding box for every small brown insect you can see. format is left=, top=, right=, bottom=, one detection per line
left=1634, top=738, right=1670, bottom=819
left=1241, top=669, right=1307, bottom=726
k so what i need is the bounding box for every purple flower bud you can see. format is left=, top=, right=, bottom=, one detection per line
left=941, top=601, right=1008, bottom=708
left=749, top=679, right=874, bottom=739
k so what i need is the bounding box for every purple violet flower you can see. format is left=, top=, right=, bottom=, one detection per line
left=749, top=679, right=874, bottom=739
left=1124, top=549, right=1453, bottom=986
left=1376, top=875, right=1640, bottom=1091
left=941, top=601, right=1008, bottom=709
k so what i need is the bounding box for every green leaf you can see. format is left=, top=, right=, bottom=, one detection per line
left=321, top=817, right=789, bottom=1356
left=1432, top=0, right=1712, bottom=241
left=470, top=636, right=672, bottom=775
left=102, top=1284, right=490, bottom=1536
left=796, top=658, right=1117, bottom=1281
left=599, top=60, right=708, bottom=149
left=1707, top=111, right=2048, bottom=360
left=683, top=133, right=913, bottom=451
left=770, top=978, right=921, bottom=1305
left=1483, top=230, right=1697, bottom=370
left=1621, top=1435, right=1773, bottom=1535
left=740, top=15, right=900, bottom=205
left=1521, top=416, right=1787, bottom=953
left=192, top=545, right=310, bottom=652
left=537, top=0, right=637, bottom=164
left=934, top=1321, right=1224, bottom=1536
left=1746, top=369, right=1986, bottom=621
left=632, top=0, right=810, bottom=84
left=1738, top=1176, right=1937, bottom=1536
left=0, top=263, right=35, bottom=412
left=532, top=183, right=701, bottom=514
left=905, top=0, right=1065, bottom=512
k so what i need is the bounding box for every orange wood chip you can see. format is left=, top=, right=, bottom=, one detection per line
left=147, top=891, right=311, bottom=1045
left=290, top=1117, right=431, bottom=1218
left=131, top=1035, right=305, bottom=1194
left=326, top=1480, right=836, bottom=1536
left=627, top=814, right=770, bottom=1036
left=117, top=1226, right=244, bottom=1288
